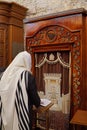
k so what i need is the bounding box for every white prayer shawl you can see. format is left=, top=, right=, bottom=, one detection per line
left=0, top=51, right=31, bottom=130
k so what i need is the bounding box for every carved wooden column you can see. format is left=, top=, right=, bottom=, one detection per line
left=0, top=1, right=28, bottom=67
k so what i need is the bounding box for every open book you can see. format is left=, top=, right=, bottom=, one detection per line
left=40, top=98, right=51, bottom=106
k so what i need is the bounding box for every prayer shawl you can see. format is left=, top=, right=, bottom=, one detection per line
left=15, top=71, right=30, bottom=130
left=0, top=51, right=31, bottom=130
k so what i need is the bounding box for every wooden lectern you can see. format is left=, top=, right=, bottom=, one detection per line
left=33, top=102, right=53, bottom=130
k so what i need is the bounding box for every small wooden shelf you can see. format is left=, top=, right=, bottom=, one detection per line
left=70, top=110, right=87, bottom=130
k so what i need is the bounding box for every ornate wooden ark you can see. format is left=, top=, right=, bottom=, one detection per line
left=24, top=8, right=87, bottom=130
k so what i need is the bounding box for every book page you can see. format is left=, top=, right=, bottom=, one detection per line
left=40, top=98, right=51, bottom=106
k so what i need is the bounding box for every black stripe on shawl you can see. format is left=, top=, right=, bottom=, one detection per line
left=15, top=81, right=29, bottom=130
left=15, top=71, right=30, bottom=130
left=0, top=96, right=2, bottom=130
left=0, top=96, right=2, bottom=113
left=15, top=98, right=25, bottom=130
left=16, top=82, right=29, bottom=124
left=17, top=80, right=29, bottom=118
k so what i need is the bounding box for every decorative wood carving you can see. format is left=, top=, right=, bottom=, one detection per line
left=26, top=25, right=74, bottom=48
left=26, top=25, right=81, bottom=114
left=24, top=8, right=87, bottom=118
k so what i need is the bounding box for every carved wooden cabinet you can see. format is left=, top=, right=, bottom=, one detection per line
left=24, top=8, right=87, bottom=119
left=0, top=1, right=27, bottom=67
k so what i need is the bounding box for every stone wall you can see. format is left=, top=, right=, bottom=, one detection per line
left=3, top=0, right=87, bottom=18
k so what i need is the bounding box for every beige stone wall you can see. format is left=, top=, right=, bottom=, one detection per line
left=3, top=0, right=87, bottom=18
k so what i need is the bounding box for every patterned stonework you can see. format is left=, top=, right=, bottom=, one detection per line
left=3, top=0, right=87, bottom=18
